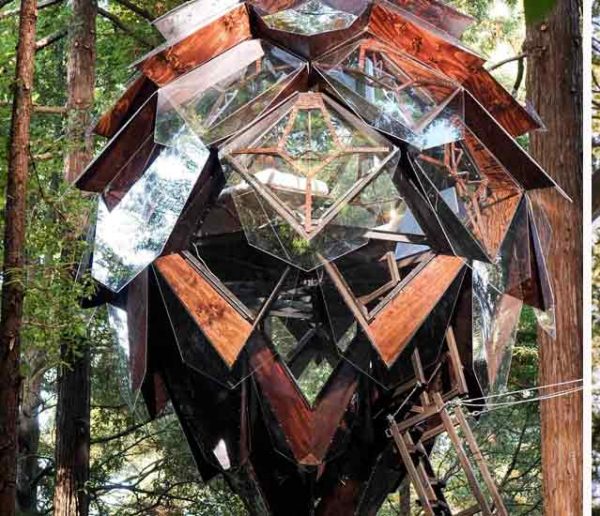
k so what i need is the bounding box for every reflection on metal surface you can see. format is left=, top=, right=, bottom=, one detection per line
left=317, top=38, right=463, bottom=149
left=153, top=0, right=241, bottom=41
left=263, top=0, right=358, bottom=35
left=92, top=125, right=209, bottom=292
left=156, top=40, right=306, bottom=145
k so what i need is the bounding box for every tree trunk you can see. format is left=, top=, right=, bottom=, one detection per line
left=52, top=1, right=96, bottom=515
left=0, top=2, right=38, bottom=514
left=525, top=1, right=582, bottom=514
left=16, top=362, right=43, bottom=513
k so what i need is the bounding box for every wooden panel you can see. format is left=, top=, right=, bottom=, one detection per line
left=369, top=2, right=483, bottom=83
left=389, top=0, right=473, bottom=38
left=103, top=136, right=161, bottom=210
left=462, top=131, right=523, bottom=257
left=369, top=2, right=539, bottom=137
left=155, top=253, right=252, bottom=367
left=463, top=68, right=539, bottom=137
left=250, top=340, right=359, bottom=465
left=76, top=94, right=157, bottom=192
left=137, top=4, right=252, bottom=87
left=368, top=255, right=465, bottom=366
left=94, top=75, right=157, bottom=138
left=464, top=92, right=560, bottom=192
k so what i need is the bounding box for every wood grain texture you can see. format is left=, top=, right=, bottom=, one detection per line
left=155, top=254, right=252, bottom=367
left=368, top=1, right=538, bottom=137
left=388, top=0, right=473, bottom=38
left=464, top=92, right=557, bottom=191
left=137, top=4, right=252, bottom=86
left=525, top=0, right=583, bottom=512
left=126, top=270, right=148, bottom=394
left=367, top=255, right=465, bottom=366
left=463, top=68, right=538, bottom=139
left=94, top=75, right=157, bottom=138
left=250, top=340, right=359, bottom=465
left=369, top=2, right=483, bottom=83
left=462, top=130, right=522, bottom=258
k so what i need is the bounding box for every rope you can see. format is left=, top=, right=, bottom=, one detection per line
left=456, top=378, right=583, bottom=404
left=456, top=385, right=583, bottom=417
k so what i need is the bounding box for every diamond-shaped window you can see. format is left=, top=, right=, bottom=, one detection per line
left=222, top=92, right=401, bottom=239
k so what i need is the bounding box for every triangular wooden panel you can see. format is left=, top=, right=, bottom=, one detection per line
left=76, top=94, right=157, bottom=192
left=464, top=92, right=564, bottom=194
left=326, top=254, right=465, bottom=367
left=154, top=253, right=253, bottom=367
left=390, top=0, right=474, bottom=38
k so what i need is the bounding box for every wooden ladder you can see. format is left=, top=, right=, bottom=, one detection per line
left=387, top=395, right=509, bottom=516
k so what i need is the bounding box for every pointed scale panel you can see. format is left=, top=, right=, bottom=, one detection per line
left=368, top=0, right=540, bottom=137
left=246, top=332, right=363, bottom=466
left=412, top=133, right=524, bottom=261
left=155, top=39, right=308, bottom=146
left=136, top=4, right=252, bottom=86
left=323, top=249, right=465, bottom=367
left=315, top=37, right=465, bottom=150
left=87, top=111, right=212, bottom=293
left=249, top=0, right=372, bottom=59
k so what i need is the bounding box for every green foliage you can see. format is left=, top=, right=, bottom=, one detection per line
left=523, top=0, right=557, bottom=24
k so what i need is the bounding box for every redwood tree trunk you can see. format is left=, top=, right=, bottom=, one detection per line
left=0, top=2, right=38, bottom=514
left=525, top=0, right=582, bottom=514
left=52, top=1, right=96, bottom=515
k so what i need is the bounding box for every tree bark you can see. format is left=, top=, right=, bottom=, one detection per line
left=0, top=1, right=38, bottom=514
left=52, top=1, right=96, bottom=515
left=525, top=1, right=582, bottom=514
left=16, top=361, right=44, bottom=513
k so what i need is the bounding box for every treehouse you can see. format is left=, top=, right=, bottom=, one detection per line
left=77, top=0, right=563, bottom=513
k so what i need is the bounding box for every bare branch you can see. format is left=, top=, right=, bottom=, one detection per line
left=36, top=28, right=67, bottom=52
left=112, top=0, right=155, bottom=22
left=98, top=7, right=154, bottom=48
left=487, top=53, right=527, bottom=72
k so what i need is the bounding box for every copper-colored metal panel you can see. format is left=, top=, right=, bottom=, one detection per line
left=155, top=253, right=253, bottom=367
left=94, top=75, right=157, bottom=138
left=463, top=68, right=539, bottom=137
left=368, top=255, right=465, bottom=366
left=76, top=94, right=157, bottom=192
left=250, top=342, right=359, bottom=465
left=369, top=2, right=484, bottom=83
left=389, top=0, right=473, bottom=38
left=137, top=4, right=252, bottom=86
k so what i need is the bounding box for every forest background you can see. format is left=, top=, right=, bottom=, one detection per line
left=0, top=0, right=578, bottom=514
